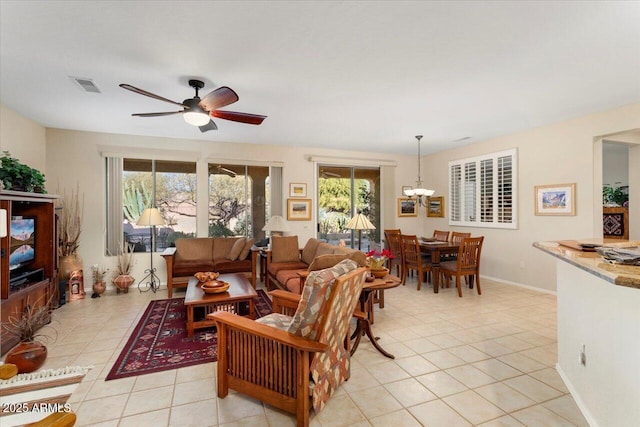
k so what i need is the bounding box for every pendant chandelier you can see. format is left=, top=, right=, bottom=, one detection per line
left=403, top=135, right=434, bottom=206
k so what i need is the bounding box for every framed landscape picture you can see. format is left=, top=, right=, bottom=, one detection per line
left=535, top=183, right=576, bottom=215
left=287, top=198, right=312, bottom=220
left=397, top=198, right=417, bottom=217
left=426, top=196, right=444, bottom=217
left=289, top=182, right=307, bottom=198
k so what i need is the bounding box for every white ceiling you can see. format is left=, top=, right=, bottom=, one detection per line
left=1, top=1, right=639, bottom=155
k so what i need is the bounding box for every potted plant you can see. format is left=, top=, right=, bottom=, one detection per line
left=366, top=248, right=394, bottom=278
left=0, top=151, right=47, bottom=193
left=57, top=185, right=84, bottom=289
left=2, top=295, right=55, bottom=373
left=91, top=265, right=108, bottom=298
left=112, top=242, right=136, bottom=294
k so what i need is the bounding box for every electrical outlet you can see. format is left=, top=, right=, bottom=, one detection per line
left=579, top=344, right=586, bottom=366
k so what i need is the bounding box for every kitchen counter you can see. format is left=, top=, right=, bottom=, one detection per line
left=534, top=238, right=640, bottom=427
left=533, top=239, right=640, bottom=289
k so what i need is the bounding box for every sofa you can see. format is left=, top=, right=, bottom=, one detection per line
left=264, top=236, right=366, bottom=293
left=161, top=237, right=255, bottom=298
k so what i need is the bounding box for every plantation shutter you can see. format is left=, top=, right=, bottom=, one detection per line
left=448, top=149, right=517, bottom=229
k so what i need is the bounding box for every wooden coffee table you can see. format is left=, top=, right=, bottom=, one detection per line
left=184, top=273, right=258, bottom=337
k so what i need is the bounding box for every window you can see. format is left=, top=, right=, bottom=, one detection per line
left=448, top=148, right=517, bottom=229
left=317, top=165, right=381, bottom=249
left=106, top=158, right=197, bottom=254
left=122, top=159, right=197, bottom=251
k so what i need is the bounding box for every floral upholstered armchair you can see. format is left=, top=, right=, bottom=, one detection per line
left=211, top=259, right=367, bottom=427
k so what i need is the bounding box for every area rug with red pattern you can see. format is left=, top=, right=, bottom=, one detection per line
left=106, top=290, right=272, bottom=380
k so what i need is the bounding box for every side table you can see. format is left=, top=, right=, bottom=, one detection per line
left=350, top=274, right=401, bottom=359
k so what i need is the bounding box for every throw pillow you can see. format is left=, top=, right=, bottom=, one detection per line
left=271, top=235, right=300, bottom=263
left=308, top=254, right=348, bottom=271
left=301, top=238, right=321, bottom=265
left=239, top=238, right=255, bottom=260
left=227, top=237, right=245, bottom=261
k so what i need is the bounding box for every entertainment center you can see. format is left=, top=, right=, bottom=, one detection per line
left=0, top=190, right=58, bottom=355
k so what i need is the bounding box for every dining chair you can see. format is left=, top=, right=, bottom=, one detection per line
left=440, top=231, right=472, bottom=287
left=211, top=260, right=367, bottom=427
left=433, top=229, right=450, bottom=241
left=401, top=234, right=433, bottom=290
left=450, top=231, right=471, bottom=244
left=384, top=229, right=404, bottom=277
left=440, top=236, right=484, bottom=297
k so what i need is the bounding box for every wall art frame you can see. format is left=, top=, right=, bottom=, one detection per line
left=397, top=198, right=418, bottom=217
left=426, top=196, right=445, bottom=217
left=534, top=183, right=576, bottom=216
left=289, top=182, right=307, bottom=198
left=287, top=198, right=312, bottom=220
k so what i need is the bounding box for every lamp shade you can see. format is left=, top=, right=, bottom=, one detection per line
left=136, top=208, right=165, bottom=227
left=262, top=215, right=290, bottom=232
left=345, top=213, right=376, bottom=230
left=0, top=209, right=6, bottom=238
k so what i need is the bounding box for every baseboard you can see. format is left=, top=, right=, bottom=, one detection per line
left=555, top=363, right=598, bottom=427
left=481, top=274, right=557, bottom=295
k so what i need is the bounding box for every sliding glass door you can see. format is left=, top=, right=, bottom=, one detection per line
left=317, top=165, right=380, bottom=250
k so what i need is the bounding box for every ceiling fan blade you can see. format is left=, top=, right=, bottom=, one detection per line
left=199, top=120, right=218, bottom=133
left=211, top=110, right=266, bottom=125
left=215, top=165, right=237, bottom=177
left=119, top=84, right=185, bottom=107
left=132, top=111, right=184, bottom=117
left=199, top=86, right=239, bottom=111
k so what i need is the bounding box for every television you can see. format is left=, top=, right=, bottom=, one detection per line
left=9, top=216, right=36, bottom=271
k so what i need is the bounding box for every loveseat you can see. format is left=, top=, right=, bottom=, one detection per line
left=161, top=237, right=255, bottom=298
left=264, top=236, right=366, bottom=293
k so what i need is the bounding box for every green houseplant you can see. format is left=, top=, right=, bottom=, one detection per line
left=0, top=151, right=46, bottom=193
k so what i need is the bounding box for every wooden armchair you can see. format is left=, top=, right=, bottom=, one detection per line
left=211, top=260, right=367, bottom=427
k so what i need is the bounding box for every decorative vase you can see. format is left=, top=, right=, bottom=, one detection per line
left=370, top=267, right=389, bottom=279
left=92, top=281, right=106, bottom=296
left=59, top=254, right=81, bottom=282
left=5, top=341, right=48, bottom=374
left=113, top=274, right=135, bottom=294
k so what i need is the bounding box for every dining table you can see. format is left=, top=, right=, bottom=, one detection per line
left=419, top=238, right=461, bottom=293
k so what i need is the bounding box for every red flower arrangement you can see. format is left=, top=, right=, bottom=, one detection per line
left=366, top=248, right=394, bottom=269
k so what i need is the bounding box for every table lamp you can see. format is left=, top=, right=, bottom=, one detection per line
left=262, top=215, right=290, bottom=237
left=345, top=212, right=376, bottom=250
left=136, top=207, right=165, bottom=293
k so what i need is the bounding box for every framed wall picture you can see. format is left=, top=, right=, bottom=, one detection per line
left=289, top=182, right=307, bottom=198
left=426, top=196, right=444, bottom=217
left=287, top=198, right=312, bottom=220
left=397, top=198, right=417, bottom=217
left=535, top=183, right=576, bottom=216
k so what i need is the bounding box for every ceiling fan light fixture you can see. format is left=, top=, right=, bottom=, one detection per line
left=183, top=110, right=210, bottom=126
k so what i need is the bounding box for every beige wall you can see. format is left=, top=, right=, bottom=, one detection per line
left=421, top=103, right=640, bottom=291
left=0, top=104, right=47, bottom=174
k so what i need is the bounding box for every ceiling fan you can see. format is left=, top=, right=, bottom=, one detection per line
left=214, top=165, right=237, bottom=178
left=119, top=79, right=266, bottom=132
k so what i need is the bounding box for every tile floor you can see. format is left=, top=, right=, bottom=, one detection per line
left=9, top=276, right=589, bottom=426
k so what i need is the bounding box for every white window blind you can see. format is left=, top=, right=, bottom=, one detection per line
left=449, top=148, right=518, bottom=229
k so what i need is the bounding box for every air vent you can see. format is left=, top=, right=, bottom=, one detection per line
left=70, top=76, right=101, bottom=93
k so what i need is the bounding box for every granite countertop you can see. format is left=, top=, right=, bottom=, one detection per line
left=533, top=239, right=640, bottom=289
